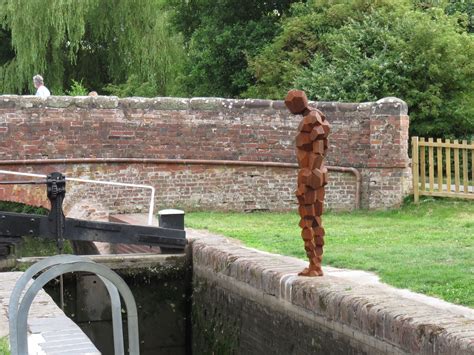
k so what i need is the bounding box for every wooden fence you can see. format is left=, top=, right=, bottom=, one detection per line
left=412, top=137, right=474, bottom=202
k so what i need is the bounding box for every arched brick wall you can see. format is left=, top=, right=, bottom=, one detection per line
left=0, top=95, right=411, bottom=212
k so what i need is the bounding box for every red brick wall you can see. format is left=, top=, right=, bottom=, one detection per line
left=0, top=96, right=411, bottom=211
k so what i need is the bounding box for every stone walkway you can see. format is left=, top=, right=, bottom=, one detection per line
left=0, top=272, right=99, bottom=355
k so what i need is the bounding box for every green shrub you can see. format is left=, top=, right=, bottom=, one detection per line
left=0, top=201, right=48, bottom=215
left=0, top=337, right=10, bottom=355
left=246, top=0, right=474, bottom=138
left=171, top=0, right=298, bottom=97
left=103, top=75, right=157, bottom=98
left=66, top=79, right=88, bottom=96
left=245, top=0, right=405, bottom=98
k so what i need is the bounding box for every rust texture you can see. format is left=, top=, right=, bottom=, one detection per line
left=285, top=90, right=330, bottom=277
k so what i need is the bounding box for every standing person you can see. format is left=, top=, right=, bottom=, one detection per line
left=33, top=74, right=50, bottom=98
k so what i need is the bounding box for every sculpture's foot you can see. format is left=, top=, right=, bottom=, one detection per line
left=298, top=267, right=323, bottom=277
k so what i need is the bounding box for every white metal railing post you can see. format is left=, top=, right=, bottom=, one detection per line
left=14, top=258, right=140, bottom=354
left=9, top=255, right=127, bottom=355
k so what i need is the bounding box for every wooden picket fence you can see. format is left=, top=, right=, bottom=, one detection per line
left=412, top=137, right=474, bottom=202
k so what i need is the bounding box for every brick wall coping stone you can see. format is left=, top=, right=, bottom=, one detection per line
left=0, top=94, right=411, bottom=210
left=188, top=228, right=474, bottom=354
left=0, top=272, right=99, bottom=354
left=0, top=95, right=407, bottom=115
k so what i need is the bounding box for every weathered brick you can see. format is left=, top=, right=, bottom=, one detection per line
left=0, top=96, right=411, bottom=211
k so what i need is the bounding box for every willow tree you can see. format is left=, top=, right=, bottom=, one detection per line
left=0, top=0, right=184, bottom=96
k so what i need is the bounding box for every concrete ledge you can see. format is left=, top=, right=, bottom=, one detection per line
left=17, top=253, right=187, bottom=271
left=372, top=97, right=408, bottom=116
left=188, top=229, right=474, bottom=354
left=0, top=95, right=399, bottom=114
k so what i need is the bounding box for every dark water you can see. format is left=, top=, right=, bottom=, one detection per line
left=44, top=267, right=191, bottom=355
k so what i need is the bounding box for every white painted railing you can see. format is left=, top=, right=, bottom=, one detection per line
left=0, top=169, right=156, bottom=225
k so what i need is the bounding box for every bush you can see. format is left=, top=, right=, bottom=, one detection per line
left=0, top=201, right=48, bottom=215
left=66, top=79, right=88, bottom=96
left=103, top=75, right=157, bottom=97
left=246, top=0, right=474, bottom=138
left=0, top=337, right=9, bottom=355
left=245, top=0, right=403, bottom=98
left=171, top=0, right=298, bottom=97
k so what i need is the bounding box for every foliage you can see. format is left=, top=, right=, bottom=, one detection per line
left=186, top=198, right=474, bottom=307
left=245, top=0, right=408, bottom=99
left=0, top=29, right=14, bottom=66
left=103, top=75, right=159, bottom=98
left=246, top=0, right=474, bottom=138
left=445, top=0, right=474, bottom=32
left=0, top=0, right=185, bottom=97
left=414, top=0, right=474, bottom=31
left=171, top=0, right=299, bottom=97
left=0, top=200, right=48, bottom=215
left=0, top=337, right=9, bottom=355
left=66, top=79, right=88, bottom=96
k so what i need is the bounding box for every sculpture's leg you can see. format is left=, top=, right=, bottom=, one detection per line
left=285, top=89, right=330, bottom=277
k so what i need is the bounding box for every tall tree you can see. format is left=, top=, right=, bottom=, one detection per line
left=0, top=0, right=185, bottom=96
left=246, top=0, right=474, bottom=138
left=171, top=0, right=299, bottom=98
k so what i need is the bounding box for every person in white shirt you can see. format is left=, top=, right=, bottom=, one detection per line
left=33, top=74, right=50, bottom=98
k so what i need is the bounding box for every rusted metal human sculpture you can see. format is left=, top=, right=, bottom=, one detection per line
left=285, top=90, right=330, bottom=277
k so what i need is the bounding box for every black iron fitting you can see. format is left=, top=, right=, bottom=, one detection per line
left=47, top=172, right=66, bottom=200
left=0, top=171, right=186, bottom=252
left=46, top=172, right=66, bottom=253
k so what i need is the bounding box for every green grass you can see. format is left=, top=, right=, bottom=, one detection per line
left=0, top=337, right=9, bottom=355
left=186, top=198, right=474, bottom=308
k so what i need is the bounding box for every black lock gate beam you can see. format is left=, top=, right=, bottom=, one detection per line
left=0, top=172, right=186, bottom=252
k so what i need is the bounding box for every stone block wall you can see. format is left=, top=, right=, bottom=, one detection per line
left=189, top=229, right=474, bottom=355
left=0, top=95, right=410, bottom=211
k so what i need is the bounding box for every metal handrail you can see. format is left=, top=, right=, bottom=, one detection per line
left=0, top=159, right=363, bottom=209
left=16, top=261, right=139, bottom=354
left=0, top=169, right=156, bottom=225
left=9, top=255, right=137, bottom=354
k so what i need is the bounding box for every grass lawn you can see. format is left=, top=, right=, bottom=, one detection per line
left=186, top=198, right=474, bottom=308
left=0, top=337, right=9, bottom=355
